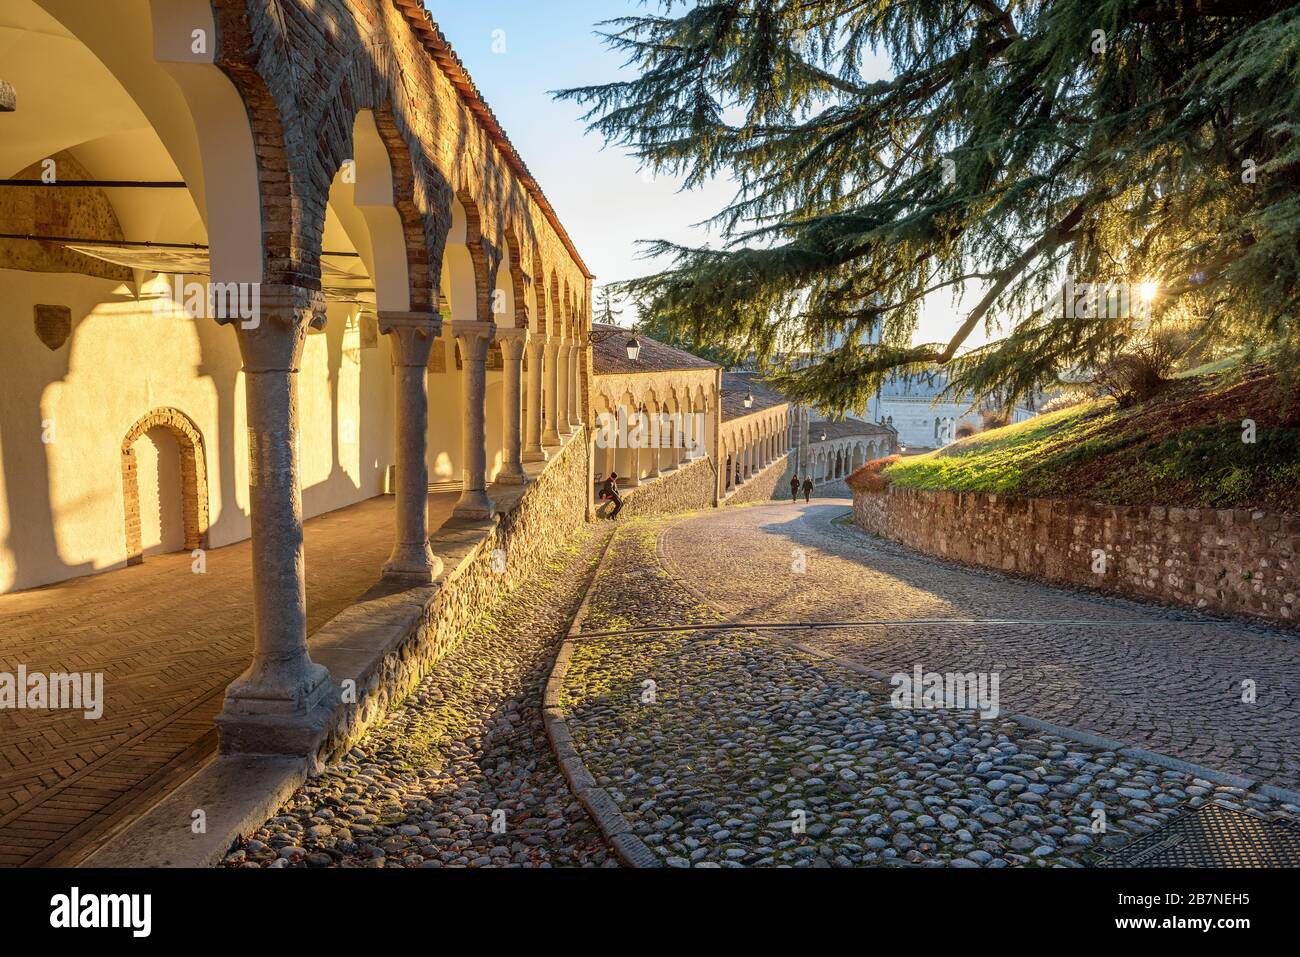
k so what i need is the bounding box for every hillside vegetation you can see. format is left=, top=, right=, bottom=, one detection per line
left=873, top=365, right=1300, bottom=513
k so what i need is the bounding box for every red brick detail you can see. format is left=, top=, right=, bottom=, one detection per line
left=120, top=408, right=210, bottom=565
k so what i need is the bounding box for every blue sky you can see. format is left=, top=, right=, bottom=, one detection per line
left=425, top=1, right=980, bottom=347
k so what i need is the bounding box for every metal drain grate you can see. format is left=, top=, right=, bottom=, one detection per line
left=1098, top=802, right=1300, bottom=868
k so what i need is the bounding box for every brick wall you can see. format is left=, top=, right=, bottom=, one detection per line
left=853, top=486, right=1300, bottom=626
left=213, top=0, right=591, bottom=318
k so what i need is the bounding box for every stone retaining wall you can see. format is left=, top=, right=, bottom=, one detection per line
left=725, top=453, right=795, bottom=506
left=812, top=478, right=852, bottom=499
left=853, top=485, right=1299, bottom=626
left=312, top=431, right=591, bottom=768
left=600, top=457, right=717, bottom=520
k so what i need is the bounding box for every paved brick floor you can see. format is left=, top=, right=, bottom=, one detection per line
left=658, top=500, right=1300, bottom=793
left=0, top=493, right=457, bottom=867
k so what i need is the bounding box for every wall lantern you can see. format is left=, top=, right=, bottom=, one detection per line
left=626, top=336, right=641, bottom=361
left=743, top=391, right=754, bottom=409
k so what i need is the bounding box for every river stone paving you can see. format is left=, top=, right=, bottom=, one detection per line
left=559, top=520, right=1300, bottom=867
left=222, top=531, right=615, bottom=868
left=658, top=502, right=1300, bottom=793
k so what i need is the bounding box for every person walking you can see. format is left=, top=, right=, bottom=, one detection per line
left=801, top=476, right=813, bottom=503
left=600, top=472, right=624, bottom=520
left=790, top=475, right=800, bottom=503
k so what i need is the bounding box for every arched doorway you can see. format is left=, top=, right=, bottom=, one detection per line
left=121, top=408, right=208, bottom=565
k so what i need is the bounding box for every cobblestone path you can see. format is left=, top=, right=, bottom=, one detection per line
left=556, top=507, right=1300, bottom=867
left=658, top=502, right=1300, bottom=791
left=227, top=529, right=615, bottom=868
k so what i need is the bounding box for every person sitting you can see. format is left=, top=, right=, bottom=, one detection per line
left=599, top=472, right=624, bottom=520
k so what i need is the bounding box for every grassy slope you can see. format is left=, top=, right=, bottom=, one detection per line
left=883, top=364, right=1300, bottom=513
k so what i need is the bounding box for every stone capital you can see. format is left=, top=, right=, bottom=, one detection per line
left=450, top=320, right=497, bottom=362
left=494, top=325, right=529, bottom=360
left=378, top=310, right=441, bottom=368
left=231, top=285, right=326, bottom=374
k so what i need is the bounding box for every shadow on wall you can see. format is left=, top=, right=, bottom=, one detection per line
left=0, top=275, right=394, bottom=593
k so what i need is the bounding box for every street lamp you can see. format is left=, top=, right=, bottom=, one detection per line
left=743, top=390, right=754, bottom=409
left=626, top=336, right=641, bottom=361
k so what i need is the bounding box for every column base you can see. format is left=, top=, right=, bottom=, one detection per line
left=219, top=660, right=331, bottom=716
left=382, top=542, right=443, bottom=583
left=215, top=661, right=333, bottom=755
left=453, top=488, right=494, bottom=520
left=542, top=429, right=562, bottom=446
left=523, top=447, right=548, bottom=463
left=496, top=468, right=528, bottom=486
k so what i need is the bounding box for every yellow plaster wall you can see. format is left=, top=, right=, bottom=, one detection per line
left=0, top=269, right=397, bottom=593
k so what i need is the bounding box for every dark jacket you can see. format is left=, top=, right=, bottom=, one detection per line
left=600, top=477, right=620, bottom=500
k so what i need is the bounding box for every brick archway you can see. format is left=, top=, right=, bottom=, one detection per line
left=121, top=408, right=209, bottom=565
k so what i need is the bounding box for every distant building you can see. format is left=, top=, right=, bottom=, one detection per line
left=864, top=372, right=1036, bottom=451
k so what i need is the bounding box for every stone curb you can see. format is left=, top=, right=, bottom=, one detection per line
left=653, top=515, right=1300, bottom=811
left=541, top=528, right=663, bottom=867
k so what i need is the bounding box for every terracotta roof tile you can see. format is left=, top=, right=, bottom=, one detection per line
left=590, top=324, right=720, bottom=375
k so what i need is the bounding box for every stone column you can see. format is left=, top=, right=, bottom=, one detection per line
left=451, top=320, right=496, bottom=519
left=661, top=414, right=677, bottom=472
left=379, top=311, right=443, bottom=583
left=555, top=342, right=573, bottom=434
left=798, top=408, right=810, bottom=477
left=543, top=338, right=562, bottom=446
left=644, top=416, right=661, bottom=480
left=216, top=286, right=330, bottom=747
left=496, top=326, right=528, bottom=484
left=567, top=341, right=583, bottom=431
left=523, top=335, right=546, bottom=461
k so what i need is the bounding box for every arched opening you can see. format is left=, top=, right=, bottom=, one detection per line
left=120, top=407, right=208, bottom=565
left=0, top=0, right=267, bottom=593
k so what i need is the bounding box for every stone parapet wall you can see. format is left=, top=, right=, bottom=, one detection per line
left=853, top=486, right=1300, bottom=626
left=812, top=478, right=852, bottom=499
left=602, top=457, right=716, bottom=520
left=312, top=431, right=591, bottom=768
left=725, top=453, right=795, bottom=506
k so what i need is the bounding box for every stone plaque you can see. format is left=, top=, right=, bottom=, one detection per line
left=34, top=304, right=71, bottom=351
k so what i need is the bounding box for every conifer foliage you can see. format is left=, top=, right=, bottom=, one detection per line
left=560, top=1, right=1300, bottom=413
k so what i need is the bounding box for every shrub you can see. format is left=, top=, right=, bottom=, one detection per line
left=846, top=454, right=900, bottom=493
